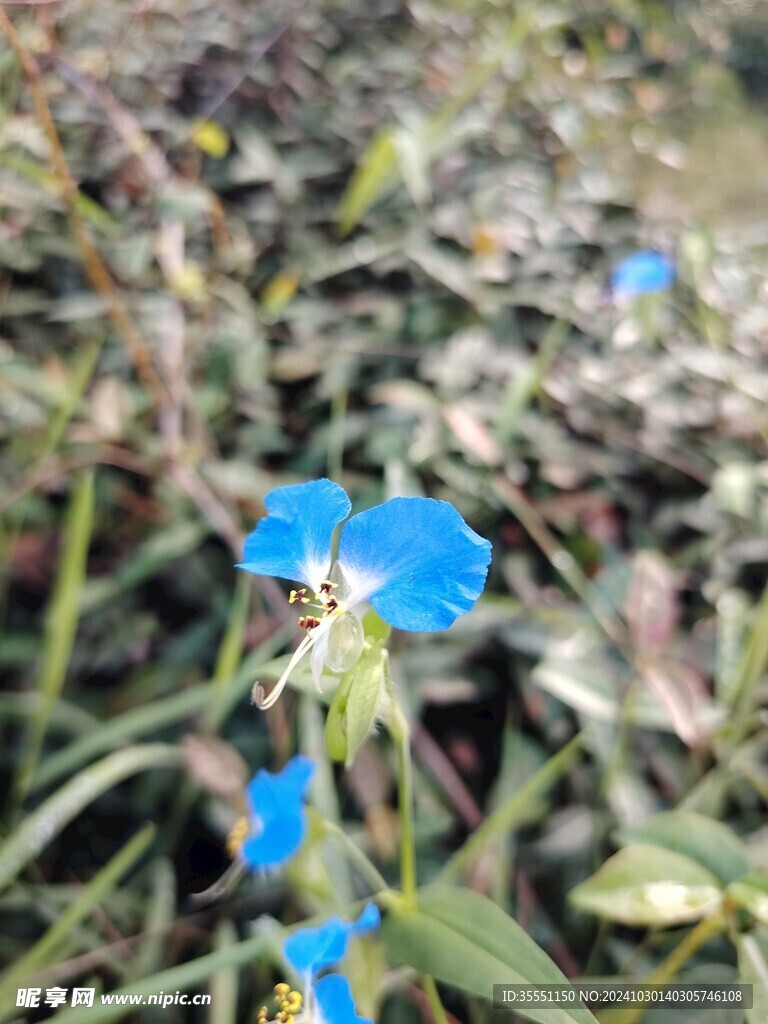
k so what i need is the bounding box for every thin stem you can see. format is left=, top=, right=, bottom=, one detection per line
left=607, top=912, right=727, bottom=1024
left=421, top=974, right=450, bottom=1024
left=321, top=820, right=390, bottom=896
left=388, top=699, right=417, bottom=907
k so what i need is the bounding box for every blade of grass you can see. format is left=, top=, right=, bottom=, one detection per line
left=48, top=933, right=269, bottom=1024
left=0, top=744, right=181, bottom=891
left=130, top=858, right=176, bottom=982
left=490, top=476, right=629, bottom=655
left=682, top=583, right=768, bottom=815
left=204, top=571, right=251, bottom=732
left=495, top=318, right=570, bottom=444
left=438, top=735, right=584, bottom=883
left=336, top=7, right=535, bottom=232
left=14, top=470, right=94, bottom=807
left=0, top=824, right=155, bottom=1005
left=208, top=919, right=239, bottom=1024
left=31, top=635, right=288, bottom=792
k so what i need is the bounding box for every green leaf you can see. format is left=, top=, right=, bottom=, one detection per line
left=14, top=470, right=94, bottom=803
left=325, top=643, right=386, bottom=766
left=737, top=930, right=768, bottom=1024
left=614, top=811, right=749, bottom=885
left=337, top=129, right=399, bottom=235
left=569, top=845, right=723, bottom=927
left=382, top=887, right=598, bottom=1024
left=728, top=872, right=768, bottom=925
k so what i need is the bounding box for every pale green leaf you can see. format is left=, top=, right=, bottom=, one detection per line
left=569, top=845, right=723, bottom=927
left=615, top=811, right=749, bottom=885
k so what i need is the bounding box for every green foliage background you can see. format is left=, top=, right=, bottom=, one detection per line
left=1, top=0, right=767, bottom=1021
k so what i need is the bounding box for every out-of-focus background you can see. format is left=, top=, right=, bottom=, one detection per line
left=1, top=0, right=767, bottom=1021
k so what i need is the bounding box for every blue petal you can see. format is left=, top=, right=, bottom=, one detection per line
left=245, top=755, right=314, bottom=824
left=284, top=904, right=380, bottom=975
left=241, top=756, right=314, bottom=870
left=610, top=250, right=675, bottom=298
left=339, top=497, right=491, bottom=631
left=284, top=917, right=348, bottom=975
left=315, top=974, right=373, bottom=1024
left=237, top=479, right=351, bottom=588
left=241, top=809, right=306, bottom=870
left=349, top=903, right=380, bottom=935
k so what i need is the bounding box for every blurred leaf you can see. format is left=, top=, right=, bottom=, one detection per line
left=182, top=735, right=248, bottom=799
left=728, top=873, right=768, bottom=925
left=615, top=811, right=749, bottom=886
left=737, top=931, right=768, bottom=1024
left=192, top=121, right=230, bottom=159
left=569, top=845, right=723, bottom=927
left=382, top=886, right=598, bottom=1023
left=625, top=551, right=679, bottom=657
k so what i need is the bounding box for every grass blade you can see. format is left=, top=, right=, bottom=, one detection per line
left=14, top=470, right=94, bottom=805
left=438, top=735, right=584, bottom=883
left=0, top=824, right=155, bottom=1004
left=0, top=744, right=181, bottom=891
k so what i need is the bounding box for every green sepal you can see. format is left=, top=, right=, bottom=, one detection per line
left=324, top=642, right=387, bottom=766
left=362, top=608, right=392, bottom=644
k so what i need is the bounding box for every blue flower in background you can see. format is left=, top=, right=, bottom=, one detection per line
left=232, top=755, right=314, bottom=871
left=284, top=903, right=380, bottom=975
left=238, top=479, right=491, bottom=708
left=610, top=249, right=675, bottom=300
left=273, top=904, right=380, bottom=1024
left=314, top=974, right=372, bottom=1024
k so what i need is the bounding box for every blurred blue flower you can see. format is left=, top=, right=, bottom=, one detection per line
left=281, top=905, right=380, bottom=1024
left=238, top=479, right=491, bottom=707
left=237, top=755, right=314, bottom=871
left=314, top=974, right=373, bottom=1024
left=284, top=903, right=380, bottom=975
left=610, top=250, right=675, bottom=300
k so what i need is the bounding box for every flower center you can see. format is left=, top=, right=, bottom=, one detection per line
left=290, top=580, right=346, bottom=630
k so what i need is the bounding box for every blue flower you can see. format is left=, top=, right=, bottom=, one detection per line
left=236, top=755, right=314, bottom=871
left=277, top=905, right=380, bottom=1024
left=610, top=249, right=675, bottom=300
left=284, top=903, right=380, bottom=975
left=238, top=479, right=491, bottom=707
left=314, top=974, right=372, bottom=1024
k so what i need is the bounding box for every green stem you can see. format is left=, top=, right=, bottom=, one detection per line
left=321, top=819, right=390, bottom=896
left=388, top=699, right=417, bottom=907
left=421, top=974, right=449, bottom=1024
left=605, top=912, right=727, bottom=1024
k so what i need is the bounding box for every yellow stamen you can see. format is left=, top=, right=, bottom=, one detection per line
left=225, top=816, right=249, bottom=859
left=274, top=983, right=290, bottom=998
left=288, top=588, right=309, bottom=605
